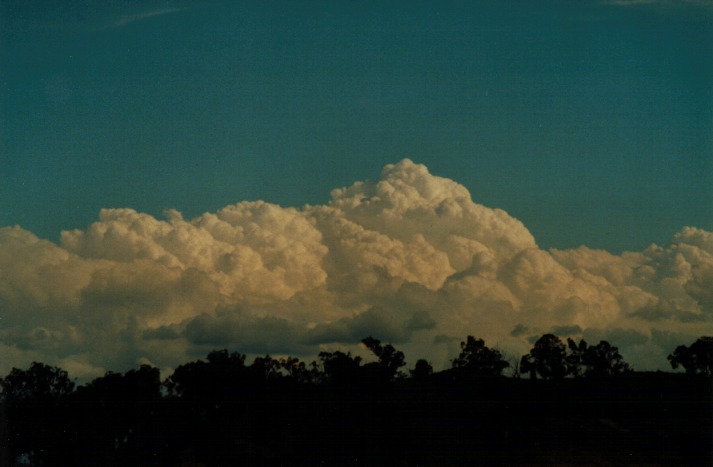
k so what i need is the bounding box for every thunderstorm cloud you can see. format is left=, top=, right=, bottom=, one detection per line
left=1, top=160, right=711, bottom=379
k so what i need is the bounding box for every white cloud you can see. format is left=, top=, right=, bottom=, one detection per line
left=0, top=159, right=711, bottom=379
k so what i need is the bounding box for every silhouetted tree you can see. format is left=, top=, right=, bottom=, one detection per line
left=1, top=344, right=712, bottom=466
left=0, top=362, right=75, bottom=466
left=451, top=336, right=509, bottom=377
left=0, top=362, right=74, bottom=402
left=77, top=365, right=161, bottom=410
left=566, top=338, right=588, bottom=377
left=279, top=356, right=322, bottom=384
left=318, top=350, right=362, bottom=385
left=520, top=334, right=568, bottom=379
left=668, top=337, right=713, bottom=376
left=164, top=349, right=247, bottom=399
left=410, top=359, right=434, bottom=380
left=581, top=340, right=632, bottom=377
left=361, top=336, right=407, bottom=381
left=508, top=355, right=522, bottom=379
left=67, top=365, right=162, bottom=464
left=162, top=350, right=254, bottom=465
left=250, top=354, right=284, bottom=380
left=207, top=348, right=247, bottom=367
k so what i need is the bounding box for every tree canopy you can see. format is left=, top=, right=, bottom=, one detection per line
left=361, top=336, right=407, bottom=381
left=668, top=337, right=713, bottom=376
left=522, top=335, right=633, bottom=379
left=451, top=336, right=509, bottom=377
left=0, top=362, right=74, bottom=402
left=521, top=334, right=568, bottom=379
left=581, top=340, right=632, bottom=377
left=566, top=338, right=632, bottom=377
left=0, top=335, right=709, bottom=466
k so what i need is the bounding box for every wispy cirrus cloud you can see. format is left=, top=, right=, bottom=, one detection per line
left=114, top=6, right=188, bottom=27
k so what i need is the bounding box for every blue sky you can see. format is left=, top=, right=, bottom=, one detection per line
left=1, top=0, right=711, bottom=253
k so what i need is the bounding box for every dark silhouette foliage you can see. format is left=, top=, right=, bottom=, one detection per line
left=566, top=337, right=588, bottom=377
left=409, top=358, right=433, bottom=380
left=361, top=336, right=406, bottom=381
left=0, top=362, right=75, bottom=466
left=567, top=338, right=632, bottom=377
left=164, top=348, right=247, bottom=399
left=274, top=355, right=322, bottom=384
left=524, top=335, right=632, bottom=379
left=451, top=336, right=509, bottom=376
left=0, top=336, right=710, bottom=466
left=520, top=333, right=568, bottom=379
left=65, top=365, right=163, bottom=465
left=318, top=349, right=362, bottom=385
left=668, top=336, right=713, bottom=376
left=0, top=362, right=74, bottom=402
left=581, top=340, right=632, bottom=377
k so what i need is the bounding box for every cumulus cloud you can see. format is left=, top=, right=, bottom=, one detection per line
left=0, top=159, right=711, bottom=379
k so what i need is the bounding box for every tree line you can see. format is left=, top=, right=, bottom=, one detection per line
left=0, top=334, right=711, bottom=466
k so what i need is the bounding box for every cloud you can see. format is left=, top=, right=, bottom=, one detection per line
left=114, top=7, right=188, bottom=28
left=305, top=307, right=436, bottom=345
left=1, top=159, right=711, bottom=379
left=510, top=324, right=529, bottom=337
left=551, top=325, right=584, bottom=336
left=182, top=309, right=306, bottom=355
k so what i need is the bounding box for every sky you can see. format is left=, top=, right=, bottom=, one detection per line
left=0, top=0, right=712, bottom=379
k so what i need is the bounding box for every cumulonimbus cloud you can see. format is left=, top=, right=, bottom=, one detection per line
left=1, top=159, right=711, bottom=379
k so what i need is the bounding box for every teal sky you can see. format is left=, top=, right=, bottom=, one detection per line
left=2, top=0, right=712, bottom=253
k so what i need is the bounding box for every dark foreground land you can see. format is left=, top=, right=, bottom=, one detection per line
left=1, top=371, right=711, bottom=466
